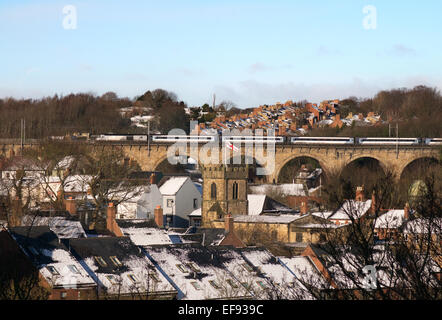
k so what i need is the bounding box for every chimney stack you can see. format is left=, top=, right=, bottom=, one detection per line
left=404, top=203, right=410, bottom=220
left=150, top=173, right=156, bottom=185
left=154, top=205, right=163, bottom=228
left=225, top=214, right=234, bottom=233
left=65, top=197, right=77, bottom=216
left=106, top=202, right=117, bottom=233
left=355, top=186, right=365, bottom=202
left=300, top=202, right=308, bottom=215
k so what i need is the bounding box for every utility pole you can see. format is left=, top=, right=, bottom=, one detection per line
left=147, top=120, right=150, bottom=156
left=396, top=123, right=399, bottom=159
left=20, top=118, right=26, bottom=153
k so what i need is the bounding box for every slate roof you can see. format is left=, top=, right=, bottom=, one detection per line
left=247, top=194, right=297, bottom=215
left=143, top=243, right=257, bottom=300
left=237, top=247, right=314, bottom=299
left=68, top=236, right=176, bottom=297
left=9, top=226, right=96, bottom=289
left=22, top=213, right=87, bottom=239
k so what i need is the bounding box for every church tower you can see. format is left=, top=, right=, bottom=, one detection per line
left=201, top=164, right=249, bottom=228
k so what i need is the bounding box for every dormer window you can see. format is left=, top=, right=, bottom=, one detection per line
left=186, top=263, right=201, bottom=273
left=226, top=279, right=238, bottom=289
left=106, top=275, right=119, bottom=285
left=68, top=265, right=80, bottom=274
left=242, top=263, right=254, bottom=273
left=127, top=274, right=138, bottom=283
left=149, top=273, right=161, bottom=283
left=191, top=281, right=202, bottom=290
left=256, top=280, right=267, bottom=289
left=110, top=256, right=123, bottom=267
left=209, top=280, right=221, bottom=290
left=94, top=256, right=107, bottom=267
left=46, top=266, right=59, bottom=275
left=176, top=264, right=188, bottom=273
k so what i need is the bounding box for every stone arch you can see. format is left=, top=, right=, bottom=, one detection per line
left=343, top=155, right=388, bottom=174
left=275, top=155, right=329, bottom=184
left=399, top=156, right=440, bottom=180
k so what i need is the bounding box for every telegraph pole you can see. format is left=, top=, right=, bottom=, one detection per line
left=147, top=119, right=150, bottom=156
left=396, top=123, right=399, bottom=159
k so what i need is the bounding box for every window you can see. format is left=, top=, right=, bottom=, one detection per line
left=94, top=256, right=108, bottom=267
left=242, top=263, right=254, bottom=273
left=226, top=279, right=238, bottom=289
left=193, top=198, right=198, bottom=209
left=167, top=199, right=174, bottom=208
left=110, top=256, right=123, bottom=267
left=149, top=273, right=161, bottom=283
left=186, top=263, right=201, bottom=273
left=241, top=282, right=253, bottom=291
left=210, top=183, right=217, bottom=200
left=106, top=275, right=119, bottom=285
left=61, top=292, right=67, bottom=299
left=176, top=264, right=188, bottom=273
left=127, top=274, right=138, bottom=283
left=256, top=280, right=267, bottom=290
left=46, top=266, right=59, bottom=275
left=209, top=280, right=221, bottom=290
left=68, top=265, right=80, bottom=274
left=232, top=182, right=239, bottom=200
left=296, top=233, right=303, bottom=242
left=191, top=281, right=202, bottom=290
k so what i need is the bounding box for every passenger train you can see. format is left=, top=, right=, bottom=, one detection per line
left=89, top=133, right=442, bottom=146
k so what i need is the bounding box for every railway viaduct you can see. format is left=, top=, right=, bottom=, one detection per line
left=1, top=139, right=439, bottom=183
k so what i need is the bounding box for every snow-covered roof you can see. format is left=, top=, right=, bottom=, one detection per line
left=116, top=220, right=173, bottom=246
left=329, top=200, right=372, bottom=221
left=240, top=247, right=314, bottom=299
left=144, top=244, right=252, bottom=300
left=69, top=237, right=176, bottom=297
left=189, top=208, right=201, bottom=217
left=247, top=194, right=296, bottom=216
left=160, top=177, right=188, bottom=195
left=311, top=211, right=335, bottom=219
left=280, top=256, right=330, bottom=289
left=374, top=210, right=406, bottom=229
left=63, top=175, right=93, bottom=193
left=21, top=215, right=87, bottom=239
left=248, top=195, right=267, bottom=216
left=234, top=214, right=301, bottom=224
left=10, top=226, right=96, bottom=289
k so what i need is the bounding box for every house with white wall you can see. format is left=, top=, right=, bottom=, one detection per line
left=159, top=177, right=201, bottom=228
left=116, top=185, right=162, bottom=220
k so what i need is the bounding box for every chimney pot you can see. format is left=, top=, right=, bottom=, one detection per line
left=404, top=203, right=410, bottom=220
left=300, top=202, right=308, bottom=215
left=65, top=197, right=77, bottom=216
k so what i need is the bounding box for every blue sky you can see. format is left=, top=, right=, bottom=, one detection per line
left=1, top=0, right=441, bottom=108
